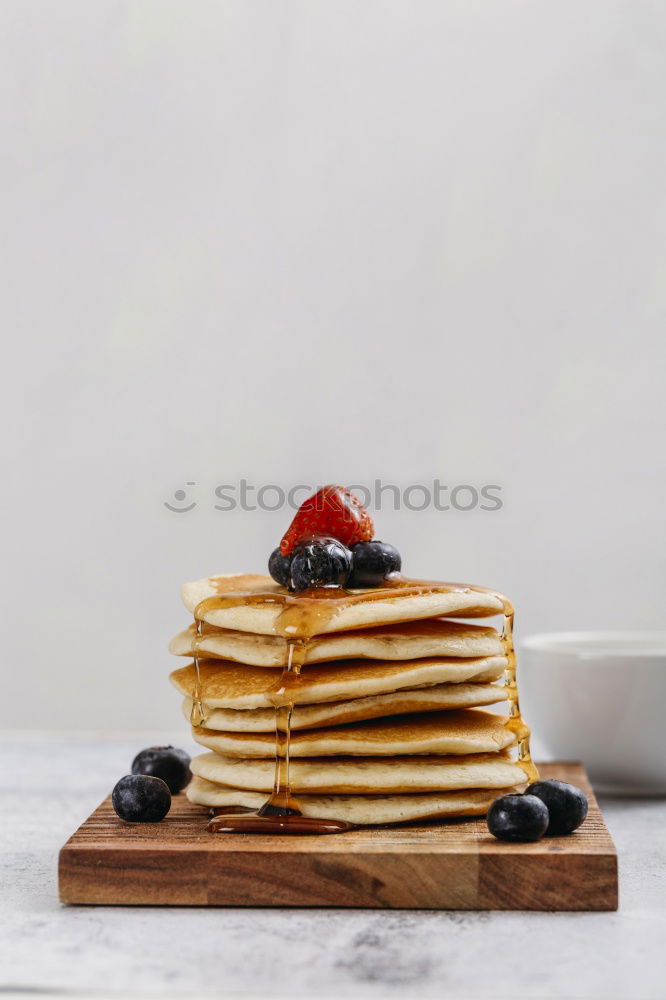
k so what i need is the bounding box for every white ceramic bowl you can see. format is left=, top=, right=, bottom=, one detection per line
left=519, top=631, right=666, bottom=795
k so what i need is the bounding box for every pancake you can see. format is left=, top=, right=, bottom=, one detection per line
left=192, top=709, right=517, bottom=758
left=190, top=750, right=528, bottom=793
left=170, top=655, right=508, bottom=709
left=187, top=776, right=520, bottom=824
left=181, top=573, right=506, bottom=636
left=181, top=681, right=505, bottom=731
left=169, top=617, right=504, bottom=667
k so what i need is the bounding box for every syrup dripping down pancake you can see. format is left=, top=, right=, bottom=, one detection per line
left=181, top=681, right=505, bottom=731
left=192, top=709, right=517, bottom=758
left=170, top=655, right=507, bottom=709
left=190, top=750, right=529, bottom=793
left=181, top=573, right=507, bottom=637
left=187, top=777, right=521, bottom=824
left=169, top=617, right=504, bottom=667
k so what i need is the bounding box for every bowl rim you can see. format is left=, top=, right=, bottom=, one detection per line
left=520, top=630, right=666, bottom=657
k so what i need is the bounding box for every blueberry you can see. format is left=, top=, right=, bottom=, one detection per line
left=348, top=540, right=402, bottom=587
left=486, top=793, right=549, bottom=842
left=525, top=780, right=588, bottom=835
left=112, top=774, right=171, bottom=822
left=289, top=536, right=352, bottom=591
left=268, top=547, right=291, bottom=586
left=131, top=746, right=191, bottom=794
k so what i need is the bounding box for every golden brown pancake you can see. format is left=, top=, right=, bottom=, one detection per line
left=169, top=617, right=504, bottom=667
left=190, top=750, right=528, bottom=793
left=170, top=655, right=507, bottom=709
left=181, top=573, right=506, bottom=636
left=187, top=776, right=520, bottom=824
left=192, top=709, right=517, bottom=758
left=181, top=681, right=505, bottom=731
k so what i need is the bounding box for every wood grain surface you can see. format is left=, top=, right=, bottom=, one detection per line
left=58, top=762, right=617, bottom=910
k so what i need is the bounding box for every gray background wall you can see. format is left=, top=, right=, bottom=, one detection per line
left=2, top=0, right=664, bottom=731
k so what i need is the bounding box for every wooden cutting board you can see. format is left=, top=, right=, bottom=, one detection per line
left=58, top=762, right=617, bottom=910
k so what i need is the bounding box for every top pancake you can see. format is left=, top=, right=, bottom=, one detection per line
left=169, top=617, right=505, bottom=667
left=181, top=573, right=506, bottom=637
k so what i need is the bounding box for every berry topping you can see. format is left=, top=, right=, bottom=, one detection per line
left=131, top=746, right=191, bottom=794
left=289, top=536, right=353, bottom=591
left=525, top=780, right=588, bottom=835
left=111, top=774, right=171, bottom=822
left=486, top=793, right=549, bottom=842
left=280, top=485, right=374, bottom=556
left=268, top=547, right=292, bottom=587
left=348, top=540, right=402, bottom=588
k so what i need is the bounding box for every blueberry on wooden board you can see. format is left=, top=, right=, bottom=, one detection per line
left=526, top=779, right=589, bottom=835
left=131, top=746, right=191, bottom=794
left=486, top=793, right=549, bottom=842
left=112, top=774, right=171, bottom=822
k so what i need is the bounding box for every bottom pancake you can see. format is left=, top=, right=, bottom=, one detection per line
left=191, top=750, right=529, bottom=793
left=187, top=776, right=519, bottom=824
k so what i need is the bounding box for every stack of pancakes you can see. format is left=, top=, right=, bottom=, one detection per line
left=169, top=573, right=535, bottom=826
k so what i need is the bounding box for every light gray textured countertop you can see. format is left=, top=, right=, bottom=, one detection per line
left=1, top=735, right=665, bottom=1000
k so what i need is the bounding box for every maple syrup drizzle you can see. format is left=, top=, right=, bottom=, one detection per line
left=188, top=617, right=208, bottom=728
left=498, top=598, right=538, bottom=782
left=207, top=636, right=352, bottom=834
left=208, top=636, right=352, bottom=834
left=194, top=577, right=537, bottom=834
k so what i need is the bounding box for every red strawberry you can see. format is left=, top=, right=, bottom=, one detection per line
left=280, top=485, right=374, bottom=556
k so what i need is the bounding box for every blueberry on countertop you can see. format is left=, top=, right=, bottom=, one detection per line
left=268, top=547, right=292, bottom=586
left=486, top=793, right=549, bottom=842
left=526, top=779, right=589, bottom=835
left=348, top=540, right=402, bottom=587
left=112, top=774, right=171, bottom=822
left=289, top=536, right=352, bottom=591
left=131, top=746, right=191, bottom=794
